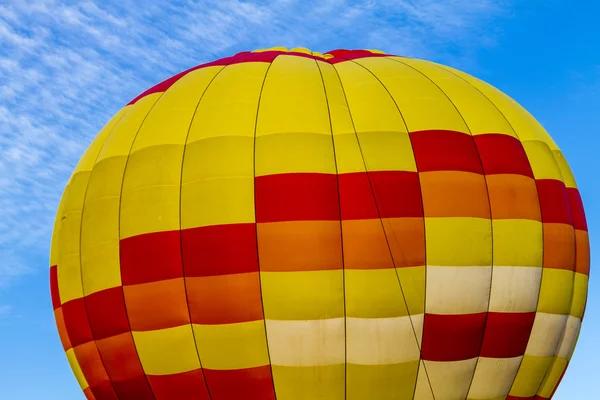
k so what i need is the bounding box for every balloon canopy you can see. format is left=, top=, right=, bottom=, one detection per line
left=50, top=47, right=589, bottom=400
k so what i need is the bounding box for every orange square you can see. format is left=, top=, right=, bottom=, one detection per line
left=123, top=278, right=190, bottom=331
left=73, top=341, right=111, bottom=388
left=384, top=218, right=426, bottom=268
left=257, top=221, right=342, bottom=271
left=575, top=230, right=590, bottom=275
left=486, top=174, right=541, bottom=220
left=96, top=332, right=145, bottom=382
left=187, top=273, right=265, bottom=324
left=543, top=223, right=575, bottom=270
left=342, top=219, right=394, bottom=269
left=420, top=171, right=490, bottom=218
left=54, top=307, right=72, bottom=351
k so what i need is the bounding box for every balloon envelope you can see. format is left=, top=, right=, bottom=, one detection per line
left=50, top=47, right=590, bottom=400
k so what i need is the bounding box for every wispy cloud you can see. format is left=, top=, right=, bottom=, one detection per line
left=0, top=0, right=511, bottom=286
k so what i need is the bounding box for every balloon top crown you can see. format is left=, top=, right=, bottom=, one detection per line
left=127, top=47, right=395, bottom=105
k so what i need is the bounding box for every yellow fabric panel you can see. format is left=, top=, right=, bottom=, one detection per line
left=50, top=188, right=68, bottom=267
left=346, top=317, right=421, bottom=364
left=182, top=136, right=254, bottom=182
left=256, top=55, right=329, bottom=137
left=130, top=66, right=223, bottom=151
left=390, top=57, right=517, bottom=137
left=255, top=132, right=336, bottom=175
left=552, top=150, right=578, bottom=188
left=536, top=269, right=575, bottom=315
left=317, top=60, right=356, bottom=136
left=488, top=266, right=542, bottom=313
left=433, top=63, right=559, bottom=149
left=266, top=319, right=345, bottom=367
left=538, top=357, right=568, bottom=398
left=396, top=266, right=426, bottom=316
left=492, top=219, right=543, bottom=267
left=132, top=325, right=200, bottom=375
left=353, top=57, right=468, bottom=134
left=424, top=358, right=478, bottom=400
left=526, top=313, right=569, bottom=358
left=509, top=355, right=553, bottom=397
left=260, top=270, right=344, bottom=320
left=413, top=361, right=435, bottom=400
left=62, top=171, right=90, bottom=214
left=57, top=209, right=84, bottom=303
left=119, top=184, right=180, bottom=239
left=333, top=61, right=408, bottom=133
left=425, top=217, right=492, bottom=266
left=193, top=320, right=269, bottom=370
left=331, top=133, right=367, bottom=174
left=72, top=107, right=127, bottom=175
left=346, top=360, right=419, bottom=400
left=80, top=197, right=121, bottom=294
left=271, top=364, right=345, bottom=400
left=187, top=62, right=269, bottom=141
left=522, top=140, right=564, bottom=181
left=123, top=145, right=183, bottom=190
left=425, top=266, right=492, bottom=314
left=66, top=348, right=89, bottom=390
left=344, top=269, right=409, bottom=318
left=557, top=316, right=581, bottom=360
left=570, top=273, right=588, bottom=318
left=467, top=356, right=522, bottom=400
left=96, top=94, right=162, bottom=162
left=357, top=131, right=417, bottom=172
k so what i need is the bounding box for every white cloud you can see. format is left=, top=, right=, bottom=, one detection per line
left=0, top=0, right=511, bottom=286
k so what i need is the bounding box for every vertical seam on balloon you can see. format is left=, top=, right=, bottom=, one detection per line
left=90, top=98, right=166, bottom=399
left=334, top=56, right=437, bottom=400
left=177, top=52, right=251, bottom=399
left=251, top=55, right=279, bottom=400
left=388, top=57, right=496, bottom=400
left=314, top=56, right=348, bottom=400
left=73, top=110, right=129, bottom=399
left=433, top=62, right=548, bottom=398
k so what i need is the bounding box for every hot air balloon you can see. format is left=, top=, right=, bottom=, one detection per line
left=50, top=47, right=590, bottom=400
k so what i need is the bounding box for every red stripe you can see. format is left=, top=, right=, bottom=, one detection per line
left=421, top=312, right=487, bottom=361
left=50, top=265, right=60, bottom=310
left=479, top=312, right=536, bottom=358
left=204, top=366, right=276, bottom=400
left=536, top=179, right=574, bottom=225
left=111, top=375, right=155, bottom=400
left=182, top=223, right=258, bottom=276
left=147, top=370, right=210, bottom=400
left=255, top=173, right=340, bottom=222
left=86, top=286, right=131, bottom=340
left=411, top=130, right=484, bottom=174
left=327, top=50, right=390, bottom=64
left=474, top=134, right=534, bottom=178
left=338, top=172, right=379, bottom=220
left=89, top=382, right=118, bottom=400
left=120, top=230, right=184, bottom=285
left=61, top=298, right=94, bottom=348
left=369, top=171, right=423, bottom=218
left=568, top=188, right=588, bottom=231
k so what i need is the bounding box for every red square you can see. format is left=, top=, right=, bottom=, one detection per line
left=50, top=265, right=60, bottom=310
left=96, top=333, right=145, bottom=383
left=112, top=375, right=155, bottom=400
left=204, top=365, right=276, bottom=400
left=369, top=171, right=423, bottom=218
left=86, top=287, right=131, bottom=340
left=120, top=230, right=184, bottom=285
left=410, top=130, right=483, bottom=174
left=89, top=381, right=119, bottom=400
left=568, top=188, right=588, bottom=231
left=480, top=312, right=536, bottom=358
left=62, top=297, right=94, bottom=348
left=255, top=173, right=340, bottom=222
left=474, top=134, right=534, bottom=178
left=421, top=313, right=487, bottom=361
left=338, top=172, right=379, bottom=220
left=182, top=223, right=259, bottom=276
left=147, top=369, right=210, bottom=400
left=536, top=179, right=573, bottom=225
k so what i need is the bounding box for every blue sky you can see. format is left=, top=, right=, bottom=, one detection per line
left=0, top=0, right=598, bottom=399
